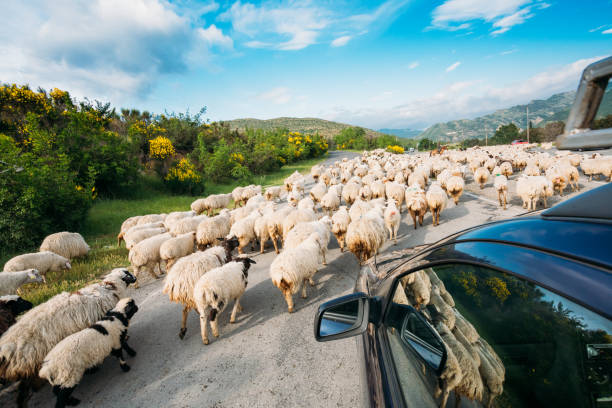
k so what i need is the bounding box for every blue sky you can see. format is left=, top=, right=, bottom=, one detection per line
left=1, top=0, right=611, bottom=130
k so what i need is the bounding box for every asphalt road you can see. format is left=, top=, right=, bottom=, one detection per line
left=2, top=149, right=609, bottom=407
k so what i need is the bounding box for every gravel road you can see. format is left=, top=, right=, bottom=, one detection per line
left=2, top=149, right=609, bottom=408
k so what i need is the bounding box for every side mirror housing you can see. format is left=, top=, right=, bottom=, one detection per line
left=314, top=292, right=369, bottom=342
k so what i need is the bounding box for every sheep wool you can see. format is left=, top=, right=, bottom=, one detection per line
left=493, top=175, right=508, bottom=210
left=228, top=210, right=261, bottom=254
left=196, top=210, right=232, bottom=250
left=405, top=185, right=428, bottom=230
left=40, top=232, right=90, bottom=259
left=160, top=232, right=196, bottom=270
left=117, top=216, right=141, bottom=245
left=473, top=167, right=490, bottom=189
left=346, top=206, right=386, bottom=264
left=284, top=217, right=332, bottom=265
left=445, top=175, right=465, bottom=205
left=169, top=215, right=208, bottom=236
left=281, top=208, right=316, bottom=240
left=264, top=186, right=282, bottom=201
left=124, top=226, right=166, bottom=250
left=331, top=206, right=351, bottom=252
left=191, top=193, right=232, bottom=215
left=426, top=182, right=447, bottom=227
left=193, top=258, right=256, bottom=344
left=3, top=251, right=71, bottom=277
left=128, top=232, right=172, bottom=286
left=0, top=269, right=44, bottom=296
left=39, top=298, right=139, bottom=408
left=384, top=201, right=400, bottom=244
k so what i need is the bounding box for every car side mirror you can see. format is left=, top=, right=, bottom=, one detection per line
left=315, top=292, right=369, bottom=342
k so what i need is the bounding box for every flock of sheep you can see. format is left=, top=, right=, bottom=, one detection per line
left=0, top=143, right=611, bottom=408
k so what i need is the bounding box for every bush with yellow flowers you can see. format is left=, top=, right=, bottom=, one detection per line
left=148, top=136, right=176, bottom=160
left=165, top=158, right=204, bottom=194
left=386, top=145, right=404, bottom=154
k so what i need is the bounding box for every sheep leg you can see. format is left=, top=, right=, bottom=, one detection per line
left=111, top=347, right=130, bottom=372
left=419, top=213, right=424, bottom=226
left=179, top=307, right=190, bottom=339
left=52, top=385, right=78, bottom=408
left=230, top=299, right=241, bottom=323
left=199, top=314, right=209, bottom=345
left=301, top=279, right=308, bottom=299
left=309, top=277, right=316, bottom=286
left=210, top=317, right=219, bottom=338
left=394, top=226, right=399, bottom=244
left=260, top=238, right=265, bottom=254
left=122, top=339, right=137, bottom=357
left=410, top=211, right=417, bottom=229
left=322, top=248, right=327, bottom=265
left=238, top=245, right=244, bottom=255
left=503, top=193, right=507, bottom=210
left=284, top=290, right=295, bottom=313
left=272, top=236, right=280, bottom=254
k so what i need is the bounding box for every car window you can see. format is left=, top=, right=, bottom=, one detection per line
left=385, top=264, right=612, bottom=408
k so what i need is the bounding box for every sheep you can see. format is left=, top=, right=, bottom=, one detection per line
left=408, top=170, right=427, bottom=190
left=136, top=214, right=165, bottom=225
left=546, top=167, right=568, bottom=196
left=384, top=200, right=400, bottom=244
left=286, top=188, right=303, bottom=207
left=426, top=182, right=447, bottom=227
left=163, top=211, right=195, bottom=230
left=39, top=298, right=139, bottom=408
left=309, top=181, right=327, bottom=204
left=270, top=233, right=324, bottom=313
left=117, top=216, right=141, bottom=246
left=434, top=341, right=462, bottom=408
left=128, top=232, right=172, bottom=287
left=191, top=193, right=232, bottom=215
left=524, top=163, right=540, bottom=176
left=227, top=209, right=261, bottom=254
left=359, top=184, right=373, bottom=201
left=193, top=257, right=256, bottom=345
left=124, top=226, right=166, bottom=250
left=500, top=161, right=513, bottom=177
left=320, top=187, right=341, bottom=216
left=0, top=268, right=136, bottom=406
left=0, top=295, right=33, bottom=337
left=162, top=238, right=239, bottom=339
left=253, top=206, right=276, bottom=254
left=169, top=214, right=208, bottom=236
left=264, top=186, right=282, bottom=201
left=3, top=251, right=71, bottom=280
left=430, top=286, right=456, bottom=330
left=297, top=196, right=315, bottom=211
left=281, top=207, right=316, bottom=240
left=245, top=193, right=265, bottom=208
left=405, top=270, right=431, bottom=309
left=331, top=206, right=351, bottom=252
left=405, top=185, right=428, bottom=229
left=39, top=232, right=90, bottom=260
left=493, top=175, right=508, bottom=210
left=516, top=175, right=552, bottom=210
left=473, top=167, right=490, bottom=189
left=231, top=186, right=246, bottom=207
left=266, top=206, right=293, bottom=254
left=0, top=269, right=44, bottom=295
left=310, top=165, right=322, bottom=182
left=445, top=175, right=464, bottom=205
left=196, top=210, right=231, bottom=250
left=284, top=217, right=332, bottom=265
left=385, top=181, right=405, bottom=212
left=160, top=232, right=196, bottom=270
left=475, top=339, right=506, bottom=408
left=342, top=181, right=361, bottom=205
left=320, top=170, right=332, bottom=186
left=346, top=206, right=386, bottom=264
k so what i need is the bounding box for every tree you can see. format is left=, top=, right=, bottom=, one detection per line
left=418, top=138, right=435, bottom=151
left=491, top=123, right=520, bottom=145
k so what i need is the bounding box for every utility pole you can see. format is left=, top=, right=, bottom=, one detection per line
left=526, top=106, right=530, bottom=143
left=485, top=126, right=488, bottom=146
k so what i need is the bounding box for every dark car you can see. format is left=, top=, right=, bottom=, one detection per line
left=315, top=184, right=612, bottom=407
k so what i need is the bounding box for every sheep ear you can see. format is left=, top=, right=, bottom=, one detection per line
left=66, top=261, right=71, bottom=269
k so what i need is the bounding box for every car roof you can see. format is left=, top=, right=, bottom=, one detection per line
left=542, top=182, right=612, bottom=220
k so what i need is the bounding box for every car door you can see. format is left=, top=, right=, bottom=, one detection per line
left=380, top=260, right=612, bottom=408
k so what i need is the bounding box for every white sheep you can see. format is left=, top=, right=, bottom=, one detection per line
left=341, top=181, right=361, bottom=205
left=3, top=251, right=71, bottom=280
left=0, top=268, right=136, bottom=406
left=281, top=207, right=316, bottom=240
left=136, top=213, right=165, bottom=225
left=169, top=214, right=208, bottom=236
left=39, top=298, right=139, bottom=408
left=264, top=186, right=282, bottom=201
left=266, top=206, right=293, bottom=254
left=231, top=186, right=245, bottom=207
left=384, top=200, right=400, bottom=244
left=493, top=175, right=508, bottom=210
left=297, top=196, right=315, bottom=211
left=516, top=175, right=552, bottom=210
left=309, top=181, right=327, bottom=204
left=191, top=193, right=232, bottom=215
left=196, top=209, right=231, bottom=250
left=426, top=182, right=447, bottom=227
left=385, top=181, right=405, bottom=212
left=500, top=161, right=513, bottom=177
left=284, top=217, right=332, bottom=265
left=473, top=167, right=490, bottom=189
left=320, top=185, right=342, bottom=216
left=0, top=269, right=44, bottom=295
left=163, top=211, right=195, bottom=230
left=405, top=270, right=431, bottom=309
left=39, top=232, right=90, bottom=259
left=346, top=206, right=386, bottom=264
left=405, top=184, right=428, bottom=230
left=193, top=257, right=256, bottom=345
left=124, top=226, right=166, bottom=250
left=128, top=232, right=172, bottom=287
left=359, top=184, right=373, bottom=201
left=270, top=233, right=323, bottom=313
left=331, top=206, right=351, bottom=252
left=117, top=216, right=141, bottom=246
left=475, top=338, right=506, bottom=408
left=227, top=209, right=261, bottom=254
left=445, top=175, right=464, bottom=205
left=162, top=238, right=239, bottom=339
left=160, top=232, right=196, bottom=270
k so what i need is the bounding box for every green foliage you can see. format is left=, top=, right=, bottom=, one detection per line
left=592, top=114, right=612, bottom=130
left=333, top=126, right=369, bottom=150
left=418, top=138, right=435, bottom=151
left=491, top=123, right=520, bottom=145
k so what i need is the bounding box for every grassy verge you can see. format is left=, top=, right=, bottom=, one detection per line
left=8, top=155, right=327, bottom=305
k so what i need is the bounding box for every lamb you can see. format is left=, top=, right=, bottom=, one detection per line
left=281, top=207, right=316, bottom=240
left=116, top=216, right=141, bottom=246
left=493, top=175, right=508, bottom=210
left=124, top=226, right=166, bottom=250
left=264, top=186, right=282, bottom=201
left=426, top=182, right=447, bottom=227
left=128, top=232, right=172, bottom=287
left=500, top=161, right=513, bottom=177
left=384, top=200, right=400, bottom=244
left=445, top=175, right=464, bottom=205
left=309, top=181, right=327, bottom=204
left=39, top=298, right=139, bottom=408
left=473, top=167, right=490, bottom=189
left=40, top=232, right=90, bottom=259
left=227, top=210, right=261, bottom=254
left=270, top=233, right=324, bottom=313
left=0, top=295, right=33, bottom=337
left=160, top=232, right=196, bottom=270
left=193, top=257, right=256, bottom=345
left=405, top=185, right=428, bottom=229
left=0, top=269, right=44, bottom=295
left=284, top=217, right=332, bottom=265
left=191, top=193, right=232, bottom=215
left=3, top=251, right=71, bottom=280
left=346, top=206, right=386, bottom=264
left=162, top=238, right=239, bottom=339
left=0, top=268, right=136, bottom=406
left=196, top=210, right=231, bottom=250
left=331, top=206, right=351, bottom=252
left=169, top=214, right=208, bottom=236
left=385, top=181, right=405, bottom=212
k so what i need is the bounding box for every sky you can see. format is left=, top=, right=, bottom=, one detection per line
left=1, top=0, right=611, bottom=130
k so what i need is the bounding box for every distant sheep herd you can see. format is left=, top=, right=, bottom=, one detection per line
left=1, top=143, right=611, bottom=407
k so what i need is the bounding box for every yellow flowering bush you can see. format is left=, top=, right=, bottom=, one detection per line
left=230, top=152, right=245, bottom=163
left=165, top=158, right=204, bottom=194
left=149, top=136, right=175, bottom=160
left=387, top=145, right=404, bottom=154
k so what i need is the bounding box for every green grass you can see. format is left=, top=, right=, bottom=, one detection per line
left=10, top=155, right=328, bottom=305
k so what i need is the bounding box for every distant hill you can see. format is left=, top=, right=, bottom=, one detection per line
left=225, top=117, right=386, bottom=140
left=418, top=91, right=580, bottom=142
left=378, top=128, right=422, bottom=139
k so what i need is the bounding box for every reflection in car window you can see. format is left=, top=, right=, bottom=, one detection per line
left=386, top=264, right=612, bottom=408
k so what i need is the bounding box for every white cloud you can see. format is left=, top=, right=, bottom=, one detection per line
left=197, top=24, right=233, bottom=49
left=446, top=61, right=461, bottom=72
left=603, top=28, right=612, bottom=34
left=408, top=61, right=419, bottom=69
left=258, top=87, right=292, bottom=104
left=321, top=56, right=603, bottom=129
left=331, top=35, right=352, bottom=47
left=500, top=48, right=518, bottom=55
left=431, top=0, right=548, bottom=35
